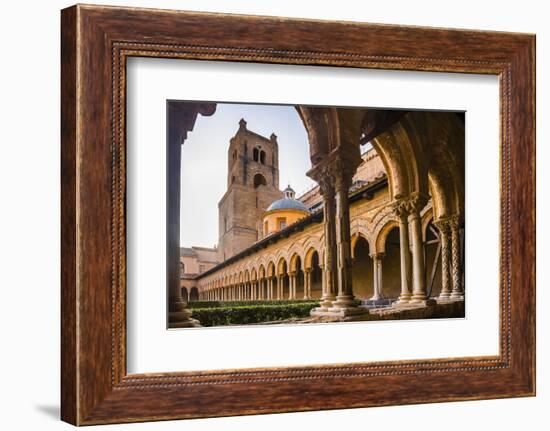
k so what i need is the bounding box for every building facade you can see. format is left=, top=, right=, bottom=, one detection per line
left=217, top=118, right=283, bottom=261
left=179, top=246, right=218, bottom=301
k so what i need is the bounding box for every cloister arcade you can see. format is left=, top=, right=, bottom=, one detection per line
left=168, top=102, right=465, bottom=327
left=194, top=202, right=450, bottom=305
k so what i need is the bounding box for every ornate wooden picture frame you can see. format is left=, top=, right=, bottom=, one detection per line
left=61, top=4, right=535, bottom=425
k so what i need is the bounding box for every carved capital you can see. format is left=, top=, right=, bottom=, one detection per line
left=448, top=214, right=463, bottom=231
left=406, top=192, right=429, bottom=214
left=330, top=154, right=358, bottom=191
left=307, top=149, right=361, bottom=197
left=370, top=252, right=386, bottom=261
left=433, top=218, right=452, bottom=236
left=391, top=199, right=410, bottom=221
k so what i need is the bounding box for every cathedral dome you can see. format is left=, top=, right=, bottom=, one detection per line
left=266, top=198, right=310, bottom=213
left=266, top=185, right=310, bottom=213
left=262, top=185, right=311, bottom=237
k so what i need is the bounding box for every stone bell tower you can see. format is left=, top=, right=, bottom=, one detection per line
left=217, top=119, right=283, bottom=261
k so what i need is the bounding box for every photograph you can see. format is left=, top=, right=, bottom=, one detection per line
left=168, top=101, right=466, bottom=328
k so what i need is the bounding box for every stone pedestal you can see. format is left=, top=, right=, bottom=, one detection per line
left=168, top=298, right=200, bottom=328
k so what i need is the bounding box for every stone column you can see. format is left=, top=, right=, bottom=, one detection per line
left=319, top=263, right=326, bottom=300
left=435, top=219, right=452, bottom=300
left=167, top=103, right=215, bottom=328
left=268, top=277, right=274, bottom=300
left=408, top=195, right=435, bottom=305
left=318, top=180, right=337, bottom=310
left=289, top=271, right=297, bottom=299
left=276, top=275, right=283, bottom=300
left=304, top=268, right=312, bottom=299
left=450, top=216, right=464, bottom=300
left=393, top=201, right=413, bottom=305
left=370, top=253, right=385, bottom=300
left=331, top=159, right=361, bottom=310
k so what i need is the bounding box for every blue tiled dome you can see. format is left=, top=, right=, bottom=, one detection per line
left=266, top=198, right=310, bottom=213
left=266, top=185, right=310, bottom=213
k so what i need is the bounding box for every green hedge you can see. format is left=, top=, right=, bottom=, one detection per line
left=190, top=302, right=319, bottom=327
left=188, top=299, right=317, bottom=309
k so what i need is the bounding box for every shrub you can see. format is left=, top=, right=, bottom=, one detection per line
left=190, top=302, right=319, bottom=327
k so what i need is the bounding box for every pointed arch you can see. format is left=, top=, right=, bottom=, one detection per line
left=289, top=253, right=302, bottom=272
left=276, top=257, right=288, bottom=276
left=267, top=261, right=276, bottom=278
left=375, top=219, right=400, bottom=254
left=304, top=247, right=320, bottom=270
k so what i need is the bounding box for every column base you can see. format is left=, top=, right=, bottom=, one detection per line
left=168, top=310, right=201, bottom=328
left=408, top=297, right=437, bottom=306
left=392, top=294, right=412, bottom=307
left=330, top=295, right=361, bottom=309
left=169, top=317, right=201, bottom=328
left=451, top=292, right=465, bottom=301
left=436, top=293, right=455, bottom=303
left=311, top=305, right=369, bottom=318
left=316, top=296, right=336, bottom=311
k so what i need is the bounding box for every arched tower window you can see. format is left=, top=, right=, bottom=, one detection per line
left=253, top=147, right=259, bottom=162
left=180, top=262, right=185, bottom=276
left=253, top=173, right=267, bottom=188
left=260, top=150, right=266, bottom=164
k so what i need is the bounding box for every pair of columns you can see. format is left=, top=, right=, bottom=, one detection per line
left=434, top=215, right=464, bottom=301
left=287, top=270, right=313, bottom=299
left=308, top=151, right=367, bottom=316
left=392, top=195, right=464, bottom=306
left=392, top=194, right=436, bottom=306
left=370, top=253, right=385, bottom=301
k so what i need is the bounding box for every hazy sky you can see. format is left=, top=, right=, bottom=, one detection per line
left=180, top=102, right=316, bottom=248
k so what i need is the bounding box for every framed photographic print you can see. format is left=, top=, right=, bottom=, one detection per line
left=61, top=4, right=535, bottom=425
